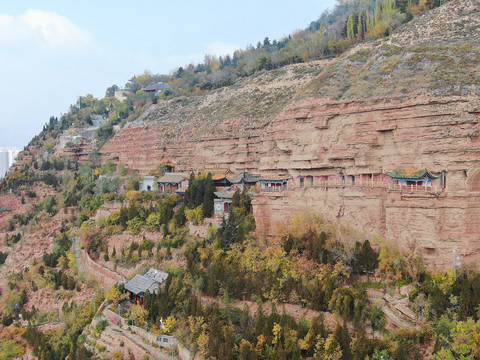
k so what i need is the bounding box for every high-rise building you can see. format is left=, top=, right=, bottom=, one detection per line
left=0, top=147, right=19, bottom=179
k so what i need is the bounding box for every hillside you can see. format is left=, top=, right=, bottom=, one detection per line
left=1, top=0, right=480, bottom=359
left=100, top=0, right=480, bottom=269
left=302, top=0, right=480, bottom=99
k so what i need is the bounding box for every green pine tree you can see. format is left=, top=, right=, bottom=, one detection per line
left=104, top=245, right=109, bottom=262
left=346, top=15, right=354, bottom=39
left=203, top=173, right=215, bottom=217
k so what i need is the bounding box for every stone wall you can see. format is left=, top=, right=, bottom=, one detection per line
left=253, top=183, right=480, bottom=270
left=80, top=248, right=125, bottom=287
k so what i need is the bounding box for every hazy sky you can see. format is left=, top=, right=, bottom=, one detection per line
left=0, top=0, right=336, bottom=149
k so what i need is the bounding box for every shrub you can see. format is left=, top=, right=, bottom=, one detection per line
left=127, top=217, right=143, bottom=235
left=96, top=319, right=108, bottom=332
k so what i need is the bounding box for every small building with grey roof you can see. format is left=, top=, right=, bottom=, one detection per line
left=157, top=173, right=189, bottom=192
left=214, top=187, right=235, bottom=214
left=141, top=82, right=172, bottom=96
left=228, top=171, right=259, bottom=191
left=124, top=268, right=168, bottom=307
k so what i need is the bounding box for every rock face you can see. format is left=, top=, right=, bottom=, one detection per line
left=100, top=0, right=480, bottom=270
left=102, top=94, right=480, bottom=269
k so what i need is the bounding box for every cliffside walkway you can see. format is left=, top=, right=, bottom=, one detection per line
left=263, top=179, right=443, bottom=196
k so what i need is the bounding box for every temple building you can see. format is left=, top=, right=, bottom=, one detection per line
left=214, top=187, right=235, bottom=214
left=259, top=175, right=291, bottom=191
left=139, top=176, right=156, bottom=191
left=124, top=268, right=168, bottom=307
left=386, top=169, right=438, bottom=187
left=228, top=171, right=259, bottom=190
left=157, top=173, right=189, bottom=192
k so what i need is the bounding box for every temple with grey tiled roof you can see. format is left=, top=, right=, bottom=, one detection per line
left=157, top=173, right=189, bottom=192
left=141, top=82, right=172, bottom=94
left=124, top=268, right=168, bottom=307
left=228, top=171, right=259, bottom=190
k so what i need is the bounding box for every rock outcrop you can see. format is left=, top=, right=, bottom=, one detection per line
left=101, top=0, right=480, bottom=270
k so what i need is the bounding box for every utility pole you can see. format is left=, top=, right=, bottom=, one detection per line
left=145, top=322, right=148, bottom=346
left=454, top=249, right=461, bottom=281
left=171, top=343, right=174, bottom=360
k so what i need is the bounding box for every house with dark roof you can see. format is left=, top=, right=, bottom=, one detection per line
left=259, top=175, right=292, bottom=191
left=124, top=268, right=168, bottom=307
left=175, top=185, right=188, bottom=197
left=228, top=171, right=259, bottom=190
left=214, top=187, right=235, bottom=214
left=211, top=173, right=231, bottom=187
left=157, top=172, right=189, bottom=192
left=141, top=82, right=171, bottom=96
left=200, top=169, right=233, bottom=187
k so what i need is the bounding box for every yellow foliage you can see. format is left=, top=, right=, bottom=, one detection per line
left=57, top=255, right=68, bottom=269
left=433, top=269, right=454, bottom=292
left=240, top=338, right=254, bottom=350
left=14, top=325, right=27, bottom=337
left=103, top=192, right=116, bottom=202
left=314, top=335, right=326, bottom=358
left=105, top=286, right=126, bottom=306
left=125, top=190, right=142, bottom=202
left=332, top=262, right=350, bottom=283
left=211, top=62, right=220, bottom=71
left=197, top=330, right=209, bottom=359
left=272, top=323, right=282, bottom=345
left=298, top=338, right=308, bottom=351
left=149, top=324, right=162, bottom=335
left=185, top=205, right=204, bottom=225
left=301, top=50, right=310, bottom=62
left=324, top=334, right=343, bottom=360
left=162, top=316, right=177, bottom=335
left=67, top=250, right=77, bottom=270
left=131, top=304, right=148, bottom=325
left=256, top=334, right=266, bottom=350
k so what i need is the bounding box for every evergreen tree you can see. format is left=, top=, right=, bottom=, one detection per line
left=240, top=188, right=251, bottom=213
left=185, top=171, right=196, bottom=208
left=104, top=245, right=109, bottom=261
left=232, top=188, right=241, bottom=208
left=346, top=15, right=354, bottom=39
left=216, top=213, right=239, bottom=250
left=333, top=322, right=353, bottom=360
left=173, top=205, right=186, bottom=227
left=203, top=173, right=215, bottom=217
left=194, top=177, right=206, bottom=208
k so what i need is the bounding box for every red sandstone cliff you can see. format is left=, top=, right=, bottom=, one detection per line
left=100, top=0, right=480, bottom=270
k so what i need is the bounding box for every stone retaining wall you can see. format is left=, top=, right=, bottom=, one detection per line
left=80, top=249, right=125, bottom=287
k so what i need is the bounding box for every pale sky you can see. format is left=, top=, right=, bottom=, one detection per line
left=0, top=0, right=336, bottom=149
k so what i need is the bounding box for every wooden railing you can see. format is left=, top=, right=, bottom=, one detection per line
left=261, top=179, right=442, bottom=195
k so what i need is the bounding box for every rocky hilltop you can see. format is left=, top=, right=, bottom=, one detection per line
left=100, top=0, right=480, bottom=270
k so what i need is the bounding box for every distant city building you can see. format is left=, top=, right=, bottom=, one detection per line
left=0, top=147, right=19, bottom=179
